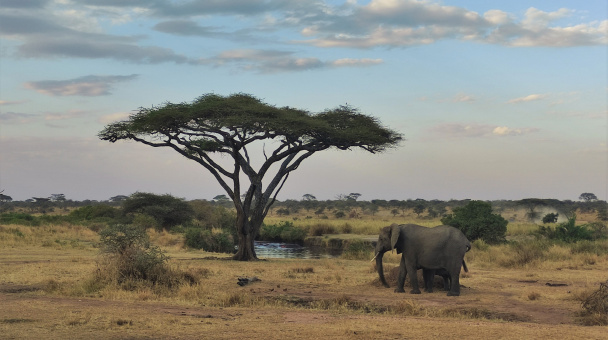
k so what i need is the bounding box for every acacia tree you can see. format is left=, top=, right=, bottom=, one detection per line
left=99, top=93, right=402, bottom=260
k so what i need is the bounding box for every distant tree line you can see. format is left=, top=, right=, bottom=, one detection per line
left=1, top=192, right=606, bottom=222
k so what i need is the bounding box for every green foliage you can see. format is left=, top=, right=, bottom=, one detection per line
left=441, top=200, right=508, bottom=244
left=542, top=213, right=559, bottom=224
left=70, top=205, right=119, bottom=220
left=413, top=204, right=425, bottom=217
left=537, top=215, right=600, bottom=243
left=0, top=212, right=38, bottom=226
left=122, top=192, right=194, bottom=230
left=98, top=224, right=169, bottom=283
left=184, top=229, right=235, bottom=253
left=259, top=221, right=307, bottom=244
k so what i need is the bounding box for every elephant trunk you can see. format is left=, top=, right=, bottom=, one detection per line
left=375, top=251, right=389, bottom=288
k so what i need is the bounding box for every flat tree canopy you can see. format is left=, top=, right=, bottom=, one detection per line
left=99, top=93, right=402, bottom=260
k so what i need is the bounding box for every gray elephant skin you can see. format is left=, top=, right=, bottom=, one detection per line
left=374, top=224, right=471, bottom=296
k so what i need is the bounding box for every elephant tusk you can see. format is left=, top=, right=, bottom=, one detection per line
left=370, top=253, right=378, bottom=262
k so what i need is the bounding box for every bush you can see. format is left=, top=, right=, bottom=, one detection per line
left=0, top=212, right=38, bottom=226
left=542, top=213, right=559, bottom=224
left=258, top=221, right=307, bottom=244
left=70, top=205, right=120, bottom=221
left=122, top=192, right=194, bottom=230
left=98, top=224, right=169, bottom=283
left=184, top=228, right=235, bottom=253
left=537, top=215, right=594, bottom=243
left=441, top=201, right=507, bottom=244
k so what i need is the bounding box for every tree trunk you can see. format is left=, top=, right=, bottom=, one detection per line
left=233, top=232, right=257, bottom=261
left=232, top=211, right=259, bottom=261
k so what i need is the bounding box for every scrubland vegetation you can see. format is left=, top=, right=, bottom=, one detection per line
left=1, top=195, right=608, bottom=339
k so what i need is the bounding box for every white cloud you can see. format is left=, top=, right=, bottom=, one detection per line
left=199, top=49, right=383, bottom=73
left=508, top=94, right=547, bottom=104
left=484, top=10, right=510, bottom=25
left=24, top=74, right=138, bottom=97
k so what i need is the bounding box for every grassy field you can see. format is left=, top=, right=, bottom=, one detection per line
left=1, top=215, right=608, bottom=339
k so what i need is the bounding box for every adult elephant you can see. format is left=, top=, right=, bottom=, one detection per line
left=374, top=224, right=471, bottom=296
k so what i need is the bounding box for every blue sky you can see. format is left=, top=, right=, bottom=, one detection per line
left=1, top=0, right=606, bottom=202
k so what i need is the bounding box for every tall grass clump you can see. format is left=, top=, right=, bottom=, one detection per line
left=341, top=240, right=373, bottom=260
left=309, top=223, right=337, bottom=236
left=93, top=224, right=199, bottom=292
left=497, top=241, right=548, bottom=268
left=578, top=280, right=608, bottom=326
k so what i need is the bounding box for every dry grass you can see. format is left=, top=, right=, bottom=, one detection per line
left=2, top=222, right=608, bottom=339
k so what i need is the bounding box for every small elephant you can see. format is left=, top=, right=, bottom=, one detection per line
left=422, top=261, right=468, bottom=293
left=374, top=224, right=470, bottom=296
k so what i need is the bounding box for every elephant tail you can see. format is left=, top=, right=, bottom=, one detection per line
left=462, top=259, right=468, bottom=273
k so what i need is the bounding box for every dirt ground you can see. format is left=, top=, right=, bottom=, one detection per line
left=1, top=247, right=607, bottom=340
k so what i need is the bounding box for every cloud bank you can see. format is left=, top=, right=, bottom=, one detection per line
left=0, top=1, right=604, bottom=73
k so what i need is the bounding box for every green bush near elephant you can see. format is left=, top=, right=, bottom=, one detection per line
left=441, top=200, right=508, bottom=244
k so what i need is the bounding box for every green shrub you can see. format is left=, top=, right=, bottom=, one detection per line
left=537, top=215, right=594, bottom=243
left=0, top=213, right=38, bottom=226
left=184, top=228, right=235, bottom=253
left=280, top=225, right=307, bottom=243
left=441, top=201, right=507, bottom=244
left=122, top=192, right=194, bottom=230
left=259, top=221, right=307, bottom=244
left=70, top=205, right=119, bottom=221
left=542, top=213, right=559, bottom=224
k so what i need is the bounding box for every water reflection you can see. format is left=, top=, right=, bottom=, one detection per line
left=254, top=241, right=341, bottom=259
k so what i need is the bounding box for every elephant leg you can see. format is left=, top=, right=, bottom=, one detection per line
left=422, top=268, right=434, bottom=293
left=406, top=262, right=421, bottom=294
left=447, top=266, right=461, bottom=296
left=443, top=274, right=451, bottom=291
left=394, top=255, right=407, bottom=293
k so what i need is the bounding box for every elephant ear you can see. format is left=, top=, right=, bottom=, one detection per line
left=390, top=224, right=402, bottom=254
